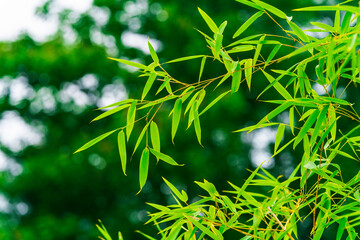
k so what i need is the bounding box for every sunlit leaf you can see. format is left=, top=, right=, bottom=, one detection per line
left=233, top=11, right=264, bottom=38
left=74, top=129, right=117, bottom=153
left=199, top=56, right=207, bottom=82
left=133, top=123, right=149, bottom=155
left=231, top=61, right=242, bottom=93
left=162, top=177, right=187, bottom=202
left=172, top=99, right=182, bottom=142
left=108, top=57, right=150, bottom=70
left=148, top=40, right=159, bottom=64
left=118, top=130, right=127, bottom=176
left=252, top=0, right=288, bottom=19
left=265, top=44, right=281, bottom=68
left=274, top=124, right=285, bottom=153
left=294, top=109, right=319, bottom=148
left=199, top=90, right=230, bottom=116
left=165, top=55, right=205, bottom=64
left=141, top=73, right=157, bottom=100
left=150, top=122, right=160, bottom=161
left=288, top=20, right=309, bottom=42
left=91, top=104, right=131, bottom=122
left=126, top=100, right=137, bottom=141
left=139, top=148, right=150, bottom=191
left=198, top=7, right=219, bottom=34
left=244, top=58, right=253, bottom=90
left=149, top=148, right=181, bottom=166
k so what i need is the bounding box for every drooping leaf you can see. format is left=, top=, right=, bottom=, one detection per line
left=233, top=11, right=264, bottom=38
left=162, top=177, right=188, bottom=202
left=214, top=33, right=223, bottom=59
left=253, top=35, right=265, bottom=66
left=231, top=61, right=242, bottom=93
left=199, top=56, right=207, bottom=82
left=288, top=20, right=309, bottom=42
left=141, top=73, right=157, bottom=100
left=260, top=69, right=293, bottom=100
left=150, top=122, right=160, bottom=161
left=133, top=123, right=149, bottom=155
left=194, top=113, right=202, bottom=145
left=149, top=148, right=181, bottom=166
left=126, top=100, right=137, bottom=141
left=118, top=130, right=127, bottom=176
left=199, top=90, right=230, bottom=116
left=294, top=109, right=320, bottom=148
left=139, top=148, right=150, bottom=192
left=148, top=40, right=159, bottom=64
left=289, top=106, right=295, bottom=135
left=265, top=44, right=281, bottom=68
left=171, top=99, right=182, bottom=142
left=198, top=7, right=219, bottom=34
left=244, top=58, right=253, bottom=90
left=74, top=129, right=117, bottom=153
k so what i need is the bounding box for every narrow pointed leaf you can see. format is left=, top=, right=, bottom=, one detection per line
left=233, top=11, right=264, bottom=38
left=252, top=0, right=287, bottom=19
left=265, top=44, right=281, bottom=67
left=148, top=40, right=159, bottom=64
left=288, top=21, right=309, bottom=42
left=149, top=148, right=180, bottom=166
left=91, top=104, right=131, bottom=122
left=214, top=33, right=223, bottom=59
left=260, top=69, right=293, bottom=100
left=231, top=62, right=242, bottom=93
left=162, top=177, right=187, bottom=202
left=118, top=130, right=127, bottom=176
left=274, top=124, right=285, bottom=152
left=244, top=58, right=253, bottom=90
left=310, top=105, right=328, bottom=147
left=141, top=73, right=157, bottom=100
left=139, top=148, right=149, bottom=191
left=150, top=122, right=160, bottom=161
left=254, top=35, right=265, bottom=66
left=165, top=55, right=205, bottom=64
left=194, top=114, right=202, bottom=145
left=97, top=99, right=134, bottom=110
left=289, top=106, right=295, bottom=135
left=199, top=90, right=230, bottom=116
left=126, top=100, right=137, bottom=141
left=133, top=123, right=149, bottom=155
left=108, top=57, right=150, bottom=70
left=198, top=8, right=219, bottom=34
left=294, top=109, right=320, bottom=148
left=172, top=99, right=182, bottom=142
left=199, top=56, right=207, bottom=82
left=75, top=129, right=117, bottom=153
left=235, top=0, right=264, bottom=10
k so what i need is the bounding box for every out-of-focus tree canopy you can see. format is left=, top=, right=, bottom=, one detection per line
left=1, top=0, right=357, bottom=239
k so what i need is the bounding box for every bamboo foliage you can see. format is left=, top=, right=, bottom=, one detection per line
left=76, top=0, right=360, bottom=239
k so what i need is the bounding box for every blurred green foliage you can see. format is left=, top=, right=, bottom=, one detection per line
left=1, top=0, right=358, bottom=239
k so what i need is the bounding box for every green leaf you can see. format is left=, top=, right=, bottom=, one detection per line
left=214, top=33, right=223, bottom=59
left=139, top=148, right=150, bottom=191
left=199, top=56, right=207, bottom=82
left=150, top=122, right=160, bottom=161
left=162, top=177, right=187, bottom=202
left=141, top=73, right=157, bottom=100
left=235, top=0, right=264, bottom=11
left=252, top=0, right=288, bottom=19
left=260, top=69, right=293, bottom=100
left=294, top=109, right=319, bottom=148
left=198, top=7, right=219, bottom=34
left=91, top=104, right=131, bottom=122
left=341, top=11, right=352, bottom=34
left=304, top=161, right=316, bottom=169
left=257, top=101, right=293, bottom=125
left=288, top=21, right=309, bottom=42
left=219, top=20, right=227, bottom=34
left=294, top=5, right=360, bottom=14
left=244, top=58, right=253, bottom=90
left=310, top=21, right=334, bottom=32
left=265, top=44, right=281, bottom=68
left=227, top=45, right=255, bottom=54
left=199, top=90, right=230, bottom=116
left=96, top=99, right=134, bottom=110
left=156, top=77, right=170, bottom=94
left=118, top=130, right=127, bottom=176
left=289, top=106, right=295, bottom=135
left=336, top=218, right=347, bottom=240
left=310, top=105, right=328, bottom=147
left=274, top=124, right=285, bottom=153
left=165, top=55, right=205, bottom=64
left=233, top=11, right=264, bottom=38
left=149, top=148, right=180, bottom=166
left=74, top=129, right=117, bottom=153
left=108, top=57, right=150, bottom=70
left=185, top=91, right=201, bottom=115
left=194, top=114, right=202, bottom=145
left=231, top=62, right=242, bottom=93
left=148, top=40, right=159, bottom=64
left=126, top=100, right=137, bottom=141
left=215, top=74, right=231, bottom=89
left=172, top=99, right=182, bottom=142
left=253, top=35, right=265, bottom=66
left=133, top=123, right=149, bottom=155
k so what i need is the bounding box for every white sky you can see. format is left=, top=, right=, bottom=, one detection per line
left=0, top=0, right=92, bottom=41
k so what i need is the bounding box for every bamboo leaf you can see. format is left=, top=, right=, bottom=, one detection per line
left=231, top=62, right=242, bottom=93
left=148, top=40, right=159, bottom=64
left=260, top=69, right=293, bottom=100
left=227, top=45, right=255, bottom=54
left=336, top=218, right=347, bottom=240
left=198, top=7, right=219, bottom=34
left=235, top=0, right=264, bottom=10
left=149, top=148, right=180, bottom=166
left=96, top=99, right=134, bottom=110
left=199, top=90, right=230, bottom=116
left=257, top=101, right=293, bottom=125
left=156, top=76, right=170, bottom=95
left=341, top=11, right=352, bottom=34
left=74, top=129, right=117, bottom=153
left=214, top=33, right=223, bottom=59
left=252, top=0, right=288, bottom=19
left=139, top=148, right=150, bottom=192
left=150, top=122, right=160, bottom=161
left=162, top=177, right=187, bottom=202
left=199, top=56, right=207, bottom=82
left=141, top=73, right=157, bottom=100
left=118, top=130, right=127, bottom=176
left=288, top=21, right=309, bottom=42
left=219, top=20, right=228, bottom=34
left=215, top=74, right=231, bottom=89
left=289, top=106, right=295, bottom=135
left=274, top=124, right=285, bottom=153
left=126, top=100, right=137, bottom=141
left=91, top=104, right=131, bottom=122
left=310, top=105, right=328, bottom=147
left=244, top=58, right=253, bottom=90
left=310, top=22, right=334, bottom=32
left=133, top=123, right=149, bottom=155
left=233, top=11, right=264, bottom=38
left=194, top=113, right=202, bottom=145
left=185, top=91, right=201, bottom=115
left=172, top=99, right=182, bottom=142
left=294, top=109, right=320, bottom=148
left=165, top=55, right=205, bottom=64
left=253, top=35, right=265, bottom=66
left=294, top=5, right=360, bottom=14
left=265, top=44, right=281, bottom=68
left=108, top=57, right=150, bottom=70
